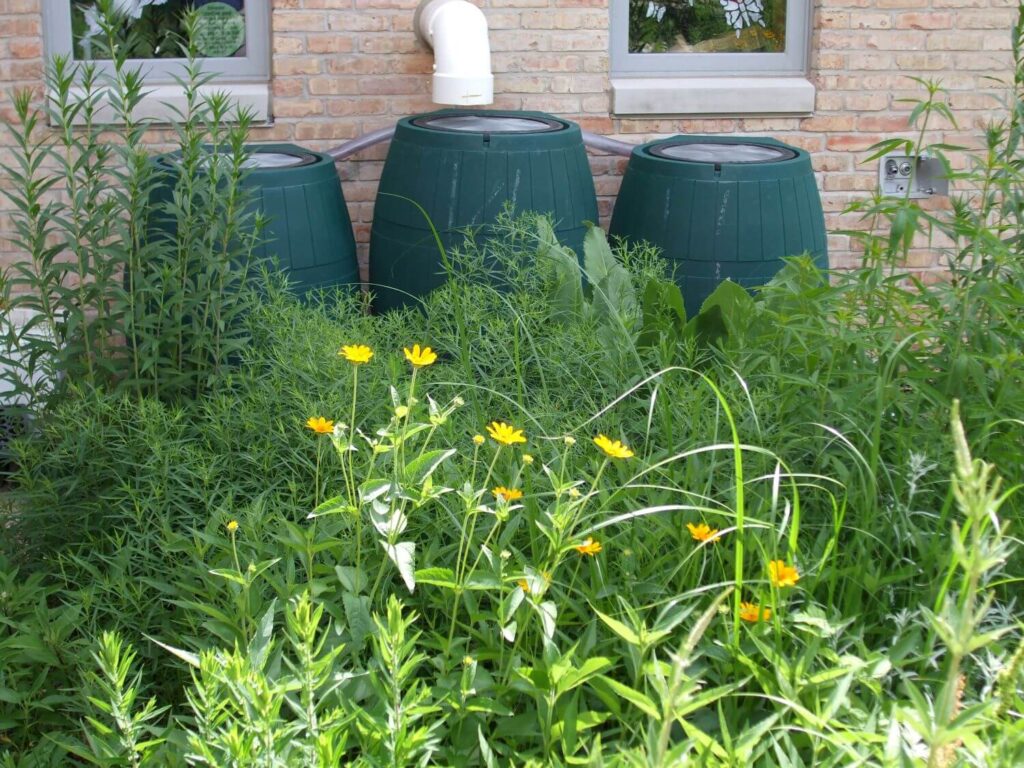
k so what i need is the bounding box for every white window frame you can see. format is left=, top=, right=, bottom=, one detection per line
left=41, top=0, right=271, bottom=121
left=609, top=0, right=815, bottom=116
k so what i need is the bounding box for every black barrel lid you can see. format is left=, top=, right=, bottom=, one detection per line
left=649, top=141, right=798, bottom=164
left=410, top=112, right=565, bottom=134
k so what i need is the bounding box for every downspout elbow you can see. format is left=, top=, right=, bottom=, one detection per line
left=415, top=0, right=494, bottom=106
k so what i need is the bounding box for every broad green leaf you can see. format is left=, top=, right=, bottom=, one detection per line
left=342, top=592, right=373, bottom=651
left=414, top=567, right=457, bottom=589
left=594, top=608, right=642, bottom=646
left=383, top=540, right=416, bottom=593
left=536, top=600, right=557, bottom=640
left=404, top=448, right=456, bottom=486
left=558, top=656, right=613, bottom=697
left=248, top=598, right=276, bottom=669
left=595, top=675, right=659, bottom=718
left=535, top=216, right=583, bottom=321
left=335, top=565, right=367, bottom=593
left=359, top=478, right=392, bottom=504
left=309, top=494, right=354, bottom=518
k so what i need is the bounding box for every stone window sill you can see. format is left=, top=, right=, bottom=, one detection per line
left=611, top=76, right=816, bottom=117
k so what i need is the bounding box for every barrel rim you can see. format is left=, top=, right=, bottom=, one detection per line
left=647, top=140, right=799, bottom=165
left=154, top=143, right=326, bottom=172
left=408, top=110, right=568, bottom=135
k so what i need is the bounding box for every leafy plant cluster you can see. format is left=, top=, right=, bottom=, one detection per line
left=2, top=7, right=1024, bottom=766
left=0, top=5, right=262, bottom=412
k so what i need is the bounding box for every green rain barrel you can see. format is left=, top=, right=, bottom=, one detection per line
left=153, top=144, right=359, bottom=299
left=370, top=110, right=598, bottom=312
left=609, top=135, right=827, bottom=315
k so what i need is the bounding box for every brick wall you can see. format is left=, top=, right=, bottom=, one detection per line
left=0, top=0, right=1017, bottom=279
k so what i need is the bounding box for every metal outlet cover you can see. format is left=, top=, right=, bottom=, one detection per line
left=878, top=153, right=949, bottom=199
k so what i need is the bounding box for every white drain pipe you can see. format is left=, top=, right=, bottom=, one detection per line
left=414, top=0, right=494, bottom=106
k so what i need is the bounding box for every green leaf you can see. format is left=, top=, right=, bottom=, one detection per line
left=145, top=635, right=200, bottom=668
left=309, top=493, right=354, bottom=518
left=342, top=592, right=373, bottom=651
left=584, top=224, right=636, bottom=327
left=335, top=565, right=368, bottom=593
left=248, top=598, right=276, bottom=669
left=382, top=540, right=416, bottom=593
left=414, top=567, right=457, bottom=589
left=536, top=217, right=584, bottom=321
left=536, top=601, right=557, bottom=641
left=558, top=657, right=613, bottom=697
left=404, top=448, right=456, bottom=486
left=207, top=568, right=246, bottom=586
left=595, top=675, right=659, bottom=718
left=594, top=608, right=642, bottom=646
left=359, top=478, right=392, bottom=504
left=695, top=278, right=754, bottom=344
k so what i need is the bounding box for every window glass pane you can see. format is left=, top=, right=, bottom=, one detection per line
left=628, top=0, right=785, bottom=54
left=71, top=0, right=247, bottom=60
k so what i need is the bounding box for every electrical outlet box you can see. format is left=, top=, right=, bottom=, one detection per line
left=878, top=153, right=948, bottom=199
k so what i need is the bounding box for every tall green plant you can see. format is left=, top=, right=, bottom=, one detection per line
left=0, top=2, right=262, bottom=408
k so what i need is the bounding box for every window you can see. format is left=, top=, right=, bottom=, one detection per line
left=609, top=0, right=815, bottom=116
left=41, top=0, right=271, bottom=121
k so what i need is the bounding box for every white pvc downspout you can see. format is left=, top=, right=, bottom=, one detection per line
left=414, top=0, right=494, bottom=106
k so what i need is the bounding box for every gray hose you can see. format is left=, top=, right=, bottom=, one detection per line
left=326, top=125, right=637, bottom=161
left=582, top=131, right=635, bottom=156
left=326, top=126, right=397, bottom=160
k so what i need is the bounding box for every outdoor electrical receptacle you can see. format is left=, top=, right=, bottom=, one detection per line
left=878, top=153, right=948, bottom=199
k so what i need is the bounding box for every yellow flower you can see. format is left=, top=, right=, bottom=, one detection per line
left=593, top=434, right=634, bottom=459
left=739, top=601, right=771, bottom=623
left=568, top=487, right=581, bottom=499
left=522, top=454, right=534, bottom=465
left=472, top=434, right=485, bottom=445
left=575, top=537, right=602, bottom=556
left=487, top=421, right=527, bottom=446
left=403, top=344, right=437, bottom=367
left=463, top=655, right=475, bottom=666
left=493, top=486, right=524, bottom=502
left=768, top=560, right=800, bottom=588
left=394, top=405, right=409, bottom=419
left=226, top=520, right=239, bottom=534
left=306, top=416, right=334, bottom=434
left=516, top=578, right=531, bottom=594
left=687, top=522, right=720, bottom=543
left=338, top=344, right=373, bottom=364
left=563, top=436, right=576, bottom=446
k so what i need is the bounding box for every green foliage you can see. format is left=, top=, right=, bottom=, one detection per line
left=0, top=7, right=262, bottom=409
left=0, top=557, right=83, bottom=762
left=4, top=13, right=1024, bottom=764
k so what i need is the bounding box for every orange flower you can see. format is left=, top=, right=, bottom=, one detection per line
left=493, top=486, right=524, bottom=502
left=687, top=522, right=720, bottom=543
left=575, top=537, right=602, bottom=556
left=739, top=601, right=771, bottom=623
left=768, top=560, right=800, bottom=588
left=306, top=416, right=334, bottom=434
